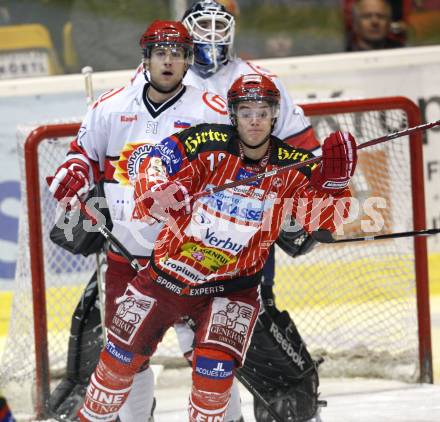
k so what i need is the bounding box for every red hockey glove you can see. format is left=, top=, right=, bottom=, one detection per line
left=47, top=159, right=90, bottom=207
left=310, top=131, right=357, bottom=194
left=135, top=180, right=191, bottom=222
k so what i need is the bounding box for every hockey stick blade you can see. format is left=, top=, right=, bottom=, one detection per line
left=192, top=119, right=440, bottom=202
left=311, top=228, right=440, bottom=244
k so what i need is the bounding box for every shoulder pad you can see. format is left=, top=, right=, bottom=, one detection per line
left=177, top=124, right=234, bottom=157
left=273, top=138, right=317, bottom=177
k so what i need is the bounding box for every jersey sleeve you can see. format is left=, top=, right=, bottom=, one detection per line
left=64, top=93, right=112, bottom=183
left=289, top=181, right=352, bottom=235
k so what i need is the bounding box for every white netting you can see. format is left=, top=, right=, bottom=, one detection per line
left=275, top=107, right=419, bottom=381
left=0, top=103, right=426, bottom=418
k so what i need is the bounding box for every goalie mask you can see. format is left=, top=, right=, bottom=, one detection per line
left=140, top=20, right=194, bottom=64
left=227, top=74, right=280, bottom=127
left=182, top=0, right=235, bottom=77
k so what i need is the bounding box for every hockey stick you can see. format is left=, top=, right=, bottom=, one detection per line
left=82, top=66, right=95, bottom=106
left=77, top=199, right=142, bottom=271
left=311, top=227, right=440, bottom=244
left=192, top=119, right=440, bottom=202
left=234, top=371, right=284, bottom=422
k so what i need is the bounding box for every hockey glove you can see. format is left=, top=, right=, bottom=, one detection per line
left=135, top=180, right=191, bottom=222
left=310, top=131, right=357, bottom=194
left=47, top=159, right=90, bottom=208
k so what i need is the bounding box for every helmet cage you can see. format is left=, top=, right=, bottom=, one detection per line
left=183, top=1, right=235, bottom=74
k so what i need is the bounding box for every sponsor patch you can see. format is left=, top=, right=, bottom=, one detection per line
left=181, top=242, right=236, bottom=271
left=202, top=92, right=228, bottom=115
left=205, top=298, right=256, bottom=357
left=105, top=341, right=133, bottom=365
left=159, top=257, right=206, bottom=284
left=195, top=356, right=234, bottom=380
left=184, top=208, right=258, bottom=255
left=277, top=147, right=312, bottom=162
left=109, top=284, right=156, bottom=345
left=120, top=114, right=137, bottom=123
left=150, top=137, right=183, bottom=175
left=183, top=129, right=229, bottom=155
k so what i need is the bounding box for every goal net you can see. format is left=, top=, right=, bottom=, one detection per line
left=0, top=96, right=431, bottom=419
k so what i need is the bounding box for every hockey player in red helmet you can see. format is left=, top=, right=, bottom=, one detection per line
left=75, top=71, right=357, bottom=421
left=47, top=18, right=230, bottom=422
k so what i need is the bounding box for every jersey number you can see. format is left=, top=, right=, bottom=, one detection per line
left=206, top=152, right=226, bottom=171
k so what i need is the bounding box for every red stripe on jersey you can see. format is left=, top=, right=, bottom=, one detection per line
left=104, top=157, right=116, bottom=181
left=92, top=87, right=125, bottom=109
left=69, top=139, right=101, bottom=182
left=245, top=61, right=277, bottom=79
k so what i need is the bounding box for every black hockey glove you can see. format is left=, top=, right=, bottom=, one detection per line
left=276, top=219, right=317, bottom=258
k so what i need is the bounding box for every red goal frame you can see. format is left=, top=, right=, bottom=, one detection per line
left=23, top=96, right=432, bottom=418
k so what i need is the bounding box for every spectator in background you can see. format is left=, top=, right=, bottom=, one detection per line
left=346, top=0, right=406, bottom=51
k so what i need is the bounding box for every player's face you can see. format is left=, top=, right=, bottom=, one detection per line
left=147, top=45, right=188, bottom=91
left=236, top=101, right=274, bottom=151
left=193, top=18, right=228, bottom=42
left=356, top=0, right=391, bottom=43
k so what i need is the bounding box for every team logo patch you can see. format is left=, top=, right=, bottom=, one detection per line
left=109, top=284, right=156, bottom=345
left=202, top=92, right=228, bottom=115
left=195, top=356, right=234, bottom=379
left=205, top=298, right=257, bottom=357
left=111, top=141, right=154, bottom=185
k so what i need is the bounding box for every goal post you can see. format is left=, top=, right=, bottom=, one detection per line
left=301, top=96, right=431, bottom=384
left=0, top=96, right=432, bottom=419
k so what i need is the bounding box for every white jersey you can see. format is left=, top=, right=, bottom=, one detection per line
left=132, top=58, right=318, bottom=150
left=67, top=82, right=230, bottom=257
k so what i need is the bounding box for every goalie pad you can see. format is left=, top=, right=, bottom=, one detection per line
left=237, top=309, right=325, bottom=422
left=276, top=222, right=317, bottom=258
left=48, top=273, right=103, bottom=420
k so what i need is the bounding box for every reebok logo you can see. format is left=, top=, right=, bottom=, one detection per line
left=270, top=322, right=305, bottom=370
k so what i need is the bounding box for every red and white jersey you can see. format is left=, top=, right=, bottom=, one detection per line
left=131, top=58, right=319, bottom=151
left=137, top=124, right=351, bottom=293
left=66, top=83, right=230, bottom=257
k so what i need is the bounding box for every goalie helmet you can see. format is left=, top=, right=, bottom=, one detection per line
left=227, top=74, right=280, bottom=125
left=140, top=20, right=193, bottom=63
left=182, top=0, right=235, bottom=76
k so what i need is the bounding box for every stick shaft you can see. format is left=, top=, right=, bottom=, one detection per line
left=332, top=228, right=440, bottom=243
left=192, top=119, right=440, bottom=201
left=79, top=200, right=141, bottom=271
left=81, top=66, right=95, bottom=106
left=312, top=228, right=440, bottom=244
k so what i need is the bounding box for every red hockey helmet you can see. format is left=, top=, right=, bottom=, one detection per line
left=227, top=74, right=280, bottom=124
left=140, top=20, right=193, bottom=61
